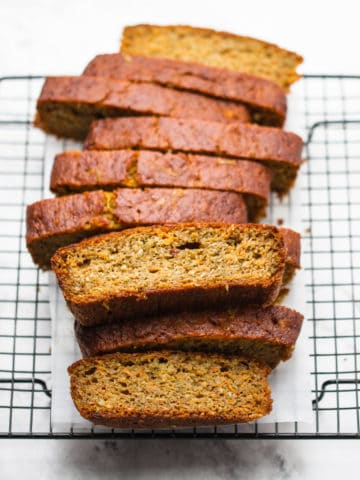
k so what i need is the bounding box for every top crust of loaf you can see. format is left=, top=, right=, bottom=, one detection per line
left=49, top=149, right=272, bottom=221
left=75, top=304, right=304, bottom=367
left=83, top=116, right=303, bottom=193
left=84, top=117, right=303, bottom=165
left=83, top=53, right=287, bottom=127
left=35, top=75, right=250, bottom=140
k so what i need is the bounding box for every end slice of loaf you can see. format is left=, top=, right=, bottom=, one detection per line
left=50, top=149, right=272, bottom=221
left=84, top=117, right=303, bottom=193
left=83, top=53, right=286, bottom=127
left=120, top=24, right=303, bottom=90
left=35, top=76, right=250, bottom=140
left=51, top=223, right=286, bottom=326
left=26, top=188, right=247, bottom=269
left=68, top=350, right=272, bottom=428
left=75, top=305, right=304, bottom=368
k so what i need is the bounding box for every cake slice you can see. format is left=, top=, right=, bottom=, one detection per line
left=35, top=76, right=250, bottom=140
left=120, top=24, right=303, bottom=90
left=83, top=53, right=286, bottom=127
left=75, top=305, right=304, bottom=368
left=68, top=351, right=272, bottom=428
left=26, top=188, right=247, bottom=269
left=50, top=150, right=272, bottom=221
left=84, top=117, right=303, bottom=193
left=51, top=223, right=286, bottom=326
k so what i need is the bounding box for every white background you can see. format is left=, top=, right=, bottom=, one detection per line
left=1, top=0, right=359, bottom=76
left=1, top=0, right=360, bottom=478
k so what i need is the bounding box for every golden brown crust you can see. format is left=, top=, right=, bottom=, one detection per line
left=121, top=24, right=303, bottom=90
left=51, top=223, right=286, bottom=326
left=113, top=188, right=247, bottom=223
left=68, top=350, right=272, bottom=427
left=83, top=53, right=286, bottom=127
left=26, top=190, right=109, bottom=243
left=279, top=227, right=301, bottom=285
left=65, top=284, right=281, bottom=327
left=50, top=150, right=136, bottom=194
left=75, top=304, right=304, bottom=368
left=280, top=227, right=301, bottom=268
left=84, top=117, right=303, bottom=193
left=35, top=76, right=250, bottom=139
left=50, top=149, right=272, bottom=220
left=26, top=189, right=247, bottom=269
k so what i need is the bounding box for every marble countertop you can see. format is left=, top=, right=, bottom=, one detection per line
left=1, top=0, right=360, bottom=478
left=2, top=438, right=360, bottom=479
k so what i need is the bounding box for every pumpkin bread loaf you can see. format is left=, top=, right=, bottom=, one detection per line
left=84, top=53, right=286, bottom=127
left=68, top=350, right=272, bottom=428
left=120, top=24, right=303, bottom=90
left=84, top=117, right=303, bottom=193
left=51, top=223, right=286, bottom=326
left=35, top=76, right=250, bottom=140
left=29, top=25, right=303, bottom=430
left=75, top=305, right=303, bottom=368
left=26, top=188, right=247, bottom=269
left=50, top=149, right=272, bottom=220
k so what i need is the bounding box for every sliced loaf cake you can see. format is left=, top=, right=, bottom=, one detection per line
left=50, top=150, right=272, bottom=221
left=83, top=53, right=286, bottom=127
left=26, top=188, right=247, bottom=269
left=68, top=350, right=272, bottom=428
left=35, top=76, right=250, bottom=140
left=120, top=24, right=303, bottom=90
left=75, top=305, right=303, bottom=368
left=51, top=223, right=287, bottom=326
left=84, top=117, right=303, bottom=193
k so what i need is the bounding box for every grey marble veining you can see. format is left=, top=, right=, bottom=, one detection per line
left=2, top=439, right=300, bottom=480
left=91, top=440, right=296, bottom=479
left=3, top=438, right=360, bottom=479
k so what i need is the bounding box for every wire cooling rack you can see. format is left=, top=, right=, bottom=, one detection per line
left=0, top=75, right=359, bottom=439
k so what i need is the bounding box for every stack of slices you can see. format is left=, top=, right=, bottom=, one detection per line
left=26, top=24, right=305, bottom=428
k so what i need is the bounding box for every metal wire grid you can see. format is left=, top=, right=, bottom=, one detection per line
left=301, top=76, right=360, bottom=437
left=0, top=75, right=359, bottom=438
